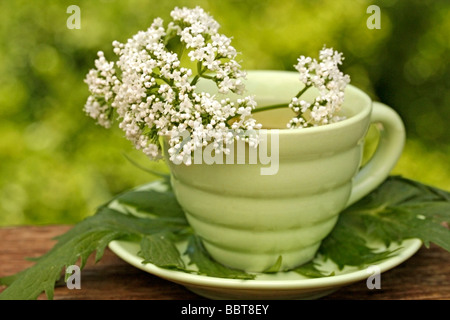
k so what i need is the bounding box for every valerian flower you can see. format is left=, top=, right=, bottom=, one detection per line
left=84, top=6, right=351, bottom=166
left=84, top=7, right=260, bottom=164
left=287, top=46, right=350, bottom=128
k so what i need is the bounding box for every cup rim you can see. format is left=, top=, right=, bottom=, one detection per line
left=244, top=70, right=372, bottom=136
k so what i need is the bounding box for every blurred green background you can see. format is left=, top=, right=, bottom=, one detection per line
left=0, top=0, right=448, bottom=226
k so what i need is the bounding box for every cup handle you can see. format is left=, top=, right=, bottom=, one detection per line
left=346, top=102, right=405, bottom=206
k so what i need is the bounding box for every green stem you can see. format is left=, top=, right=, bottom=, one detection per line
left=190, top=62, right=204, bottom=86
left=152, top=74, right=172, bottom=86
left=190, top=74, right=200, bottom=86
left=225, top=103, right=291, bottom=124
left=201, top=74, right=214, bottom=80
left=190, top=62, right=216, bottom=86
left=296, top=85, right=311, bottom=98
left=251, top=103, right=290, bottom=114
left=249, top=85, right=311, bottom=115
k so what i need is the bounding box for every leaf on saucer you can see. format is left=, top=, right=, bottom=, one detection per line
left=345, top=176, right=450, bottom=250
left=185, top=235, right=256, bottom=280
left=291, top=261, right=335, bottom=278
left=319, top=214, right=399, bottom=270
left=263, top=256, right=283, bottom=273
left=320, top=176, right=450, bottom=269
left=2, top=176, right=448, bottom=299
left=139, top=234, right=185, bottom=269
left=116, top=190, right=187, bottom=220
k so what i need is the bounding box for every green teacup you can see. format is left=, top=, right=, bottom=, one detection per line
left=165, top=70, right=405, bottom=272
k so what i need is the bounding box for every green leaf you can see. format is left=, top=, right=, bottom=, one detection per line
left=0, top=207, right=186, bottom=300
left=351, top=176, right=450, bottom=248
left=0, top=273, right=22, bottom=287
left=263, top=256, right=283, bottom=273
left=0, top=229, right=121, bottom=300
left=291, top=261, right=335, bottom=278
left=138, top=234, right=185, bottom=269
left=319, top=213, right=399, bottom=269
left=319, top=176, right=450, bottom=269
left=116, top=190, right=186, bottom=220
left=184, top=235, right=256, bottom=280
left=99, top=177, right=173, bottom=211
left=2, top=176, right=449, bottom=298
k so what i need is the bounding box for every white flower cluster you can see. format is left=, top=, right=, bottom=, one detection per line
left=84, top=51, right=116, bottom=129
left=170, top=7, right=246, bottom=94
left=84, top=7, right=260, bottom=164
left=287, top=47, right=350, bottom=128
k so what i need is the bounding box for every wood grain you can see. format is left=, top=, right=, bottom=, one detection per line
left=0, top=225, right=449, bottom=300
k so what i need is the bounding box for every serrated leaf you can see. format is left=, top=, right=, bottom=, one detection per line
left=319, top=176, right=450, bottom=270
left=99, top=176, right=172, bottom=210
left=185, top=235, right=255, bottom=280
left=0, top=207, right=187, bottom=300
left=319, top=213, right=398, bottom=269
left=0, top=273, right=22, bottom=287
left=116, top=190, right=186, bottom=220
left=0, top=229, right=120, bottom=300
left=2, top=176, right=449, bottom=297
left=263, top=256, right=283, bottom=273
left=344, top=176, right=450, bottom=249
left=139, top=234, right=185, bottom=269
left=291, top=261, right=335, bottom=278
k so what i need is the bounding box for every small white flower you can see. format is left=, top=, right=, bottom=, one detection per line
left=85, top=6, right=351, bottom=165
left=84, top=6, right=261, bottom=165
left=289, top=46, right=350, bottom=128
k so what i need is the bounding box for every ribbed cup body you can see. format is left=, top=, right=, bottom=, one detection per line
left=165, top=71, right=372, bottom=272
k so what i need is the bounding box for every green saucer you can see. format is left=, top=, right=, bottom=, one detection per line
left=109, top=237, right=421, bottom=300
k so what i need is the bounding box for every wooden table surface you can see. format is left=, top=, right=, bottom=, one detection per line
left=1, top=225, right=449, bottom=300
